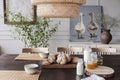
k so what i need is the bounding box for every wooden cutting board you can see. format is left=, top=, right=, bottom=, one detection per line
left=85, top=66, right=115, bottom=78
left=41, top=56, right=80, bottom=68
left=15, top=53, right=47, bottom=60
left=42, top=63, right=77, bottom=68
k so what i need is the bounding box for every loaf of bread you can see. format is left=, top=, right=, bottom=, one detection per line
left=56, top=53, right=72, bottom=65
left=60, top=53, right=68, bottom=64
left=65, top=54, right=72, bottom=62
left=71, top=56, right=80, bottom=63
left=48, top=54, right=56, bottom=63
left=41, top=60, right=51, bottom=65
left=42, top=53, right=77, bottom=65
left=56, top=53, right=62, bottom=64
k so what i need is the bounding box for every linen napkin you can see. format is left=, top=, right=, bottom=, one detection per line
left=81, top=74, right=105, bottom=80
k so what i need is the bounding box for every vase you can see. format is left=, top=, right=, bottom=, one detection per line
left=100, top=29, right=112, bottom=44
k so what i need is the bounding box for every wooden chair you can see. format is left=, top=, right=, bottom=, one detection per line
left=57, top=47, right=83, bottom=55
left=22, top=48, right=49, bottom=54
left=92, top=48, right=117, bottom=55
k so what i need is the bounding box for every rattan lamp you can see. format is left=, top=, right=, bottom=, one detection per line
left=31, top=0, right=86, bottom=18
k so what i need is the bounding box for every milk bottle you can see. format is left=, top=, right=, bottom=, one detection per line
left=76, top=59, right=84, bottom=76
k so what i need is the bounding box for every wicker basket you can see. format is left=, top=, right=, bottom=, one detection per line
left=37, top=4, right=80, bottom=18
left=32, top=0, right=86, bottom=18
left=31, top=0, right=86, bottom=5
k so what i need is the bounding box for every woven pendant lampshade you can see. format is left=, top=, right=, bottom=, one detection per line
left=31, top=0, right=86, bottom=18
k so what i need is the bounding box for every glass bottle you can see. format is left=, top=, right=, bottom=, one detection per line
left=88, top=12, right=98, bottom=38
left=84, top=46, right=92, bottom=66
left=76, top=59, right=84, bottom=76
left=75, top=13, right=85, bottom=39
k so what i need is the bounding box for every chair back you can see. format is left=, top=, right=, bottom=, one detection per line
left=57, top=47, right=83, bottom=55
left=92, top=48, right=117, bottom=55
left=22, top=48, right=49, bottom=54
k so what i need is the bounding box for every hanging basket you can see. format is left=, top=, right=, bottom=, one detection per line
left=31, top=0, right=86, bottom=18
left=37, top=4, right=80, bottom=18
left=31, top=0, right=86, bottom=5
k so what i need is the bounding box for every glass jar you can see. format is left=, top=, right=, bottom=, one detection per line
left=84, top=46, right=92, bottom=65
left=97, top=54, right=103, bottom=65
left=87, top=60, right=94, bottom=69
left=91, top=52, right=98, bottom=68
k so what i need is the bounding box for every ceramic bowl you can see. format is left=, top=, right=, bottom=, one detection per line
left=24, top=64, right=39, bottom=74
left=39, top=52, right=49, bottom=59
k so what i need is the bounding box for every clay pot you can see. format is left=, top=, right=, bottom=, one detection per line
left=100, top=29, right=112, bottom=44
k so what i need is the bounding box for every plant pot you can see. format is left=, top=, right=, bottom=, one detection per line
left=100, top=29, right=112, bottom=44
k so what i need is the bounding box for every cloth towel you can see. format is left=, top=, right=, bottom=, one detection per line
left=81, top=74, right=105, bottom=80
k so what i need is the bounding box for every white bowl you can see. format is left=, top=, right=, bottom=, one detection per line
left=24, top=64, right=39, bottom=74
left=39, top=52, right=49, bottom=59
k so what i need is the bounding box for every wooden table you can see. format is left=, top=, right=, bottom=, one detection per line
left=0, top=54, right=41, bottom=80
left=40, top=55, right=120, bottom=80
left=0, top=54, right=41, bottom=70
left=0, top=54, right=120, bottom=80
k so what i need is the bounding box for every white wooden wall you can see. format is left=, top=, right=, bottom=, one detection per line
left=0, top=0, right=120, bottom=54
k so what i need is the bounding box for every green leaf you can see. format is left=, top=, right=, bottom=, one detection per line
left=9, top=11, right=60, bottom=47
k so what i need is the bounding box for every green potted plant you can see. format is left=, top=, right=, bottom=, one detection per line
left=9, top=12, right=60, bottom=51
left=97, top=14, right=120, bottom=44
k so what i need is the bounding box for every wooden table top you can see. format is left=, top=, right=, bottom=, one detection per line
left=40, top=55, right=120, bottom=80
left=0, top=54, right=120, bottom=80
left=0, top=54, right=41, bottom=80
left=0, top=54, right=41, bottom=70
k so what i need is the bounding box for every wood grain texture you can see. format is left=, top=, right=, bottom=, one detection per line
left=0, top=54, right=120, bottom=80
left=85, top=66, right=115, bottom=78
left=0, top=54, right=41, bottom=70
left=15, top=53, right=47, bottom=60
left=57, top=47, right=83, bottom=55
left=92, top=48, right=117, bottom=55
left=40, top=55, right=120, bottom=80
left=42, top=63, right=77, bottom=68
left=0, top=70, right=40, bottom=80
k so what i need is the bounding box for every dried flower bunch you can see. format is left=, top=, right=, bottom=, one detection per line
left=97, top=14, right=120, bottom=30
